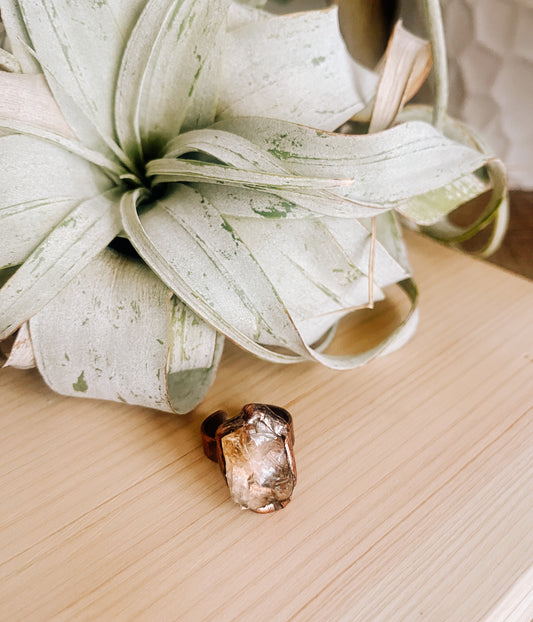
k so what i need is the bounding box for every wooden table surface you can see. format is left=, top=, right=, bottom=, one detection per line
left=1, top=231, right=533, bottom=621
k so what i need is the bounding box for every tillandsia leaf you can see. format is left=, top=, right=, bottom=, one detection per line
left=396, top=174, right=489, bottom=226
left=226, top=1, right=269, bottom=30
left=310, top=279, right=420, bottom=370
left=164, top=128, right=291, bottom=173
left=0, top=72, right=73, bottom=136
left=147, top=158, right=355, bottom=192
left=0, top=118, right=125, bottom=180
left=29, top=249, right=223, bottom=413
left=226, top=215, right=383, bottom=345
left=423, top=0, right=448, bottom=131
left=163, top=128, right=385, bottom=218
left=121, top=185, right=419, bottom=370
left=422, top=158, right=508, bottom=246
left=191, top=184, right=315, bottom=220
left=234, top=0, right=267, bottom=7
left=0, top=66, right=123, bottom=175
left=0, top=0, right=39, bottom=73
left=158, top=127, right=409, bottom=344
left=0, top=133, right=112, bottom=268
left=323, top=213, right=412, bottom=289
left=397, top=105, right=509, bottom=252
left=120, top=186, right=308, bottom=362
left=166, top=298, right=225, bottom=414
left=0, top=188, right=122, bottom=340
left=195, top=184, right=385, bottom=220
left=3, top=322, right=35, bottom=369
left=8, top=0, right=147, bottom=154
left=217, top=6, right=379, bottom=131
left=0, top=48, right=21, bottom=72
left=213, top=117, right=489, bottom=208
left=229, top=209, right=415, bottom=348
left=369, top=21, right=432, bottom=133
left=115, top=0, right=230, bottom=163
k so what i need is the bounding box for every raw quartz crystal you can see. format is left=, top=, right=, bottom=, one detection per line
left=219, top=404, right=296, bottom=512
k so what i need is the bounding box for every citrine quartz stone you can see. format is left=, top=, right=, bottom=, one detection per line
left=217, top=404, right=296, bottom=513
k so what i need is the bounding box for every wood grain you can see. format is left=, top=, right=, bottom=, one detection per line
left=1, top=232, right=532, bottom=621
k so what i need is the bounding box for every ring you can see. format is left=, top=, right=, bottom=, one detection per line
left=201, top=403, right=297, bottom=513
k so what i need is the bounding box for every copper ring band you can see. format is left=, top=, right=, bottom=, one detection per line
left=201, top=403, right=296, bottom=513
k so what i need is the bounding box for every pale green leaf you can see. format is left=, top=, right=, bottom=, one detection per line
left=0, top=188, right=122, bottom=339
left=120, top=186, right=302, bottom=358
left=227, top=1, right=269, bottom=30
left=16, top=0, right=144, bottom=133
left=227, top=215, right=380, bottom=345
left=398, top=105, right=509, bottom=251
left=180, top=3, right=230, bottom=135
left=0, top=0, right=39, bottom=73
left=0, top=47, right=21, bottom=72
left=397, top=173, right=489, bottom=225
left=15, top=0, right=145, bottom=161
left=323, top=212, right=412, bottom=288
left=214, top=117, right=488, bottom=208
left=164, top=127, right=383, bottom=217
left=147, top=157, right=354, bottom=192
left=0, top=117, right=125, bottom=179
left=308, top=279, right=420, bottom=370
left=214, top=186, right=419, bottom=367
left=193, top=184, right=315, bottom=219
left=30, top=249, right=223, bottom=413
left=371, top=211, right=412, bottom=277
left=164, top=128, right=290, bottom=173
left=1, top=197, right=80, bottom=269
left=121, top=185, right=418, bottom=370
left=121, top=192, right=303, bottom=363
left=422, top=159, right=507, bottom=244
left=0, top=72, right=73, bottom=136
left=218, top=6, right=378, bottom=131
left=166, top=299, right=225, bottom=414
left=0, top=133, right=112, bottom=268
left=115, top=0, right=229, bottom=161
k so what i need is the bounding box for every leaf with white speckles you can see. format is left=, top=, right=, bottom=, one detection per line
left=121, top=186, right=307, bottom=363
left=397, top=105, right=509, bottom=251
left=213, top=117, right=489, bottom=207
left=217, top=7, right=378, bottom=131
left=396, top=173, right=489, bottom=225
left=368, top=21, right=432, bottom=133
left=121, top=184, right=419, bottom=370
left=0, top=72, right=73, bottom=136
left=0, top=188, right=122, bottom=340
left=9, top=0, right=146, bottom=156
left=0, top=0, right=39, bottom=73
left=162, top=127, right=383, bottom=218
left=115, top=0, right=230, bottom=162
left=0, top=133, right=112, bottom=269
left=29, top=249, right=223, bottom=412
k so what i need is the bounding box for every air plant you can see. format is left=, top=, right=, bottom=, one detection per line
left=0, top=0, right=506, bottom=412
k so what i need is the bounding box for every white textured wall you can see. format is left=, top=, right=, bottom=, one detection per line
left=404, top=0, right=533, bottom=189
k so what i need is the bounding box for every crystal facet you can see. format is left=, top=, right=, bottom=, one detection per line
left=217, top=404, right=296, bottom=513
